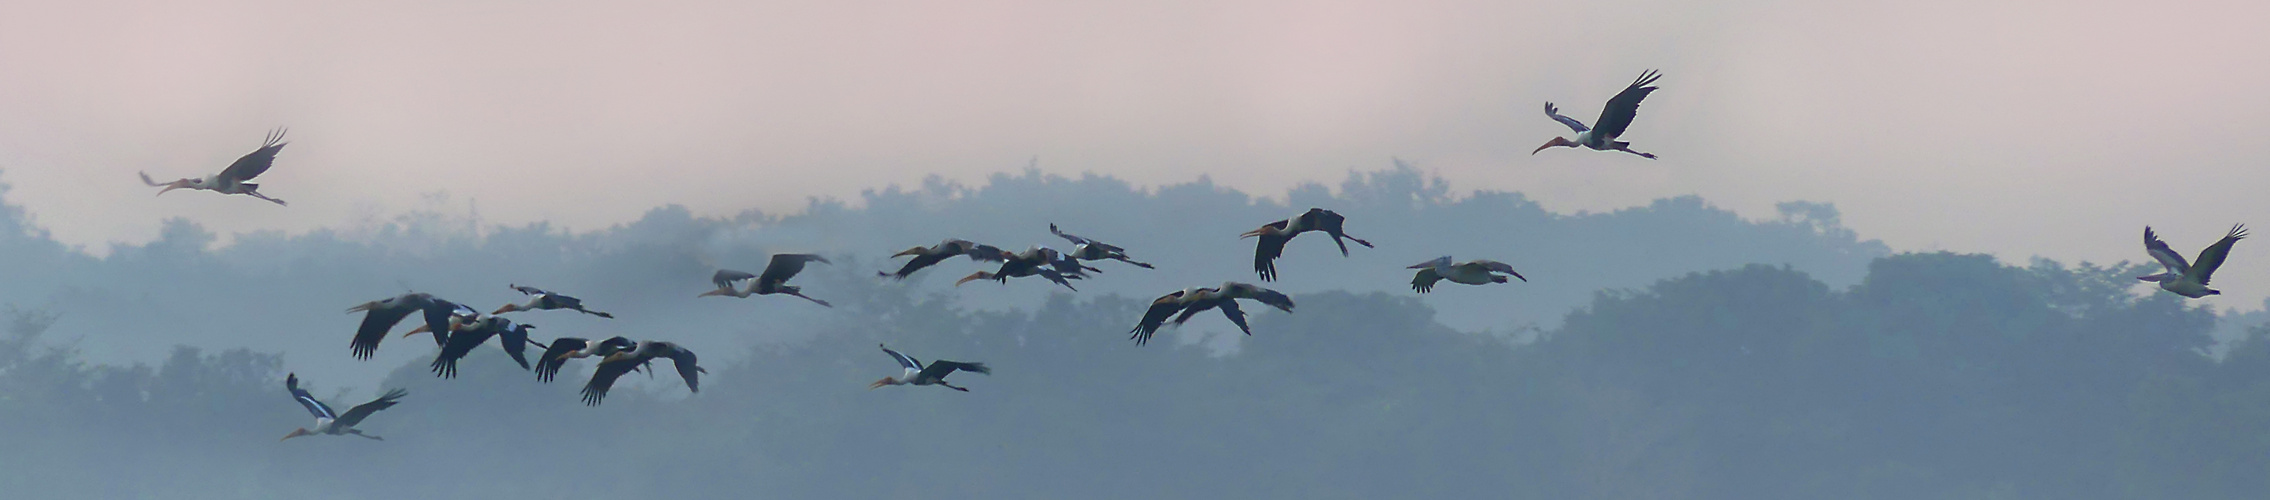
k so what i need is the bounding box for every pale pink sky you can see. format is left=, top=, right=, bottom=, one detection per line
left=2, top=0, right=2267, bottom=304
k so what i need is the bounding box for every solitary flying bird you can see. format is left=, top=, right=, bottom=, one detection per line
left=703, top=254, right=834, bottom=307
left=1534, top=70, right=1662, bottom=159
left=280, top=373, right=406, bottom=442
left=2138, top=225, right=2247, bottom=298
left=140, top=128, right=292, bottom=206
left=1407, top=256, right=1527, bottom=293
left=870, top=344, right=990, bottom=392
left=1241, top=208, right=1373, bottom=281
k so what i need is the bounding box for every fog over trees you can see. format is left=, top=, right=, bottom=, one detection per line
left=3, top=163, right=2263, bottom=498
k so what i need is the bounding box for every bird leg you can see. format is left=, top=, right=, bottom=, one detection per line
left=940, top=382, right=970, bottom=392
left=789, top=292, right=833, bottom=308
left=351, top=430, right=384, bottom=441
left=245, top=190, right=289, bottom=206
left=1613, top=143, right=1656, bottom=159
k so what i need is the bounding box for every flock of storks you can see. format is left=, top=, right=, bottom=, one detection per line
left=138, top=70, right=2248, bottom=442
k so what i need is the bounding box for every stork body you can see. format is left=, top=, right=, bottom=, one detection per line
left=141, top=128, right=291, bottom=205
left=281, top=373, right=405, bottom=441
left=870, top=344, right=990, bottom=392
left=1534, top=70, right=1662, bottom=159
left=535, top=336, right=637, bottom=383
left=954, top=247, right=1081, bottom=291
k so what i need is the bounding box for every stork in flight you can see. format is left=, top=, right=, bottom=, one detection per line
left=344, top=293, right=462, bottom=360
left=1534, top=70, right=1662, bottom=159
left=140, top=128, right=291, bottom=206
left=1131, top=283, right=1295, bottom=345
left=702, top=254, right=834, bottom=307
left=1241, top=208, right=1373, bottom=281
left=871, top=344, right=990, bottom=392
left=1407, top=256, right=1527, bottom=293
left=880, top=238, right=1013, bottom=280
left=1050, top=223, right=1155, bottom=269
left=494, top=285, right=613, bottom=318
left=281, top=373, right=406, bottom=441
left=580, top=340, right=704, bottom=406
left=2139, top=225, right=2248, bottom=298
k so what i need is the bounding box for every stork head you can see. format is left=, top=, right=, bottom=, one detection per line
left=869, top=377, right=898, bottom=389
left=1532, top=136, right=1579, bottom=155
left=281, top=428, right=313, bottom=441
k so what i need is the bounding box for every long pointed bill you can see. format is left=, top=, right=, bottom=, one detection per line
left=156, top=180, right=191, bottom=195
left=869, top=378, right=894, bottom=389
left=402, top=325, right=430, bottom=337
left=1532, top=137, right=1579, bottom=155
left=281, top=429, right=310, bottom=441
left=697, top=289, right=730, bottom=298
left=491, top=305, right=514, bottom=315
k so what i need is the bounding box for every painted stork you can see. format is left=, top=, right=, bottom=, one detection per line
left=1241, top=208, right=1374, bottom=281
left=535, top=336, right=637, bottom=383
left=494, top=285, right=613, bottom=318
left=1534, top=70, right=1662, bottom=159
left=1408, top=256, right=1527, bottom=293
left=580, top=340, right=704, bottom=406
left=344, top=293, right=461, bottom=359
left=1168, top=282, right=1296, bottom=335
left=429, top=316, right=538, bottom=378
left=702, top=254, right=833, bottom=306
left=1050, top=223, right=1155, bottom=269
left=281, top=373, right=406, bottom=441
left=954, top=246, right=1080, bottom=291
left=871, top=344, right=990, bottom=392
left=2139, top=224, right=2248, bottom=298
left=880, top=238, right=1013, bottom=280
left=140, top=128, right=291, bottom=206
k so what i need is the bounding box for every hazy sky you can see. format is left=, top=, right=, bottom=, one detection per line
left=2, top=1, right=2266, bottom=303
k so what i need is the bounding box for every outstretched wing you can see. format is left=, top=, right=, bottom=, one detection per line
left=760, top=254, right=830, bottom=287
left=496, top=323, right=535, bottom=370
left=581, top=355, right=641, bottom=406
left=1252, top=226, right=1290, bottom=281
left=2143, top=226, right=2191, bottom=273
left=1131, top=292, right=1188, bottom=344
left=711, top=269, right=758, bottom=290
left=879, top=344, right=922, bottom=372
left=535, top=337, right=588, bottom=383
left=334, top=388, right=405, bottom=428
left=285, top=373, right=336, bottom=420
left=417, top=299, right=460, bottom=348
left=218, top=128, right=287, bottom=182
left=1221, top=282, right=1295, bottom=312
left=920, top=360, right=989, bottom=380
left=1411, top=268, right=1443, bottom=293
left=350, top=300, right=418, bottom=360
left=1591, top=70, right=1660, bottom=139
left=664, top=344, right=702, bottom=393
left=2189, top=224, right=2248, bottom=285
left=509, top=284, right=551, bottom=296
left=1543, top=102, right=1590, bottom=133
